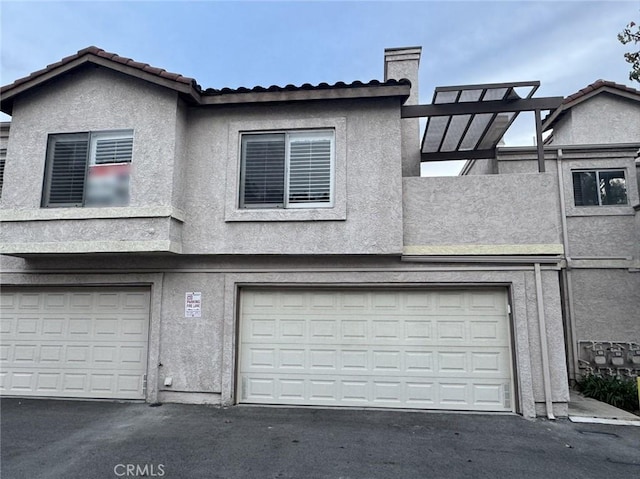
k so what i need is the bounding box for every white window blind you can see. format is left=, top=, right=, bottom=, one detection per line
left=94, top=137, right=133, bottom=164
left=240, top=130, right=334, bottom=209
left=288, top=132, right=332, bottom=206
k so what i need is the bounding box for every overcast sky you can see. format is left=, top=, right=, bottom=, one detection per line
left=1, top=0, right=637, bottom=175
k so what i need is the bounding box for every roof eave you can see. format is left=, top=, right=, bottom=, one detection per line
left=200, top=84, right=411, bottom=105
left=0, top=55, right=202, bottom=115
left=542, top=85, right=640, bottom=131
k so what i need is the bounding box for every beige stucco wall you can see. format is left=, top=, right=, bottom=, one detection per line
left=0, top=255, right=570, bottom=417
left=1, top=67, right=405, bottom=256
left=571, top=269, right=640, bottom=343
left=551, top=93, right=640, bottom=145
left=567, top=216, right=637, bottom=258
left=179, top=98, right=404, bottom=255
left=403, top=173, right=563, bottom=254
left=0, top=67, right=181, bottom=210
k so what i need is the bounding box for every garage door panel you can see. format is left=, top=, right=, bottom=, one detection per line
left=243, top=345, right=510, bottom=378
left=244, top=316, right=507, bottom=346
left=0, top=288, right=149, bottom=399
left=310, top=320, right=337, bottom=340
left=240, top=289, right=513, bottom=411
left=0, top=369, right=146, bottom=399
left=241, top=372, right=511, bottom=411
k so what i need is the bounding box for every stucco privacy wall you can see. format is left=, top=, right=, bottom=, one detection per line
left=551, top=94, right=640, bottom=145
left=402, top=174, right=563, bottom=252
left=181, top=99, right=404, bottom=255
left=0, top=67, right=180, bottom=210
left=1, top=256, right=569, bottom=417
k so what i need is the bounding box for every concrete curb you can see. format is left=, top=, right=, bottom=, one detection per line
left=569, top=416, right=640, bottom=426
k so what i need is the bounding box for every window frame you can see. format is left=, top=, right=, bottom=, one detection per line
left=224, top=117, right=347, bottom=223
left=42, top=129, right=133, bottom=208
left=239, top=129, right=335, bottom=210
left=571, top=168, right=628, bottom=207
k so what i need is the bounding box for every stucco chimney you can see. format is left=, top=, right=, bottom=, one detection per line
left=384, top=46, right=421, bottom=105
left=384, top=47, right=422, bottom=176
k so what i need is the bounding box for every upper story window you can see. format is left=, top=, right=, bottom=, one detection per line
left=0, top=147, right=5, bottom=199
left=42, top=130, right=133, bottom=207
left=239, top=130, right=334, bottom=209
left=572, top=170, right=628, bottom=206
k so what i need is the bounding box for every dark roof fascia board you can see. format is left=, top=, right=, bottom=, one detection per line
left=402, top=96, right=564, bottom=118
left=200, top=84, right=410, bottom=105
left=542, top=86, right=640, bottom=131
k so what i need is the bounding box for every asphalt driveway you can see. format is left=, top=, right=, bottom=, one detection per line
left=1, top=398, right=639, bottom=479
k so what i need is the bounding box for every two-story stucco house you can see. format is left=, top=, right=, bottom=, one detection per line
left=462, top=80, right=640, bottom=383
left=1, top=45, right=633, bottom=419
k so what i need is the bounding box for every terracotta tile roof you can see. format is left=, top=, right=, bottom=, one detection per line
left=542, top=79, right=640, bottom=130
left=561, top=79, right=640, bottom=104
left=200, top=78, right=410, bottom=96
left=1, top=46, right=197, bottom=94
left=1, top=46, right=412, bottom=115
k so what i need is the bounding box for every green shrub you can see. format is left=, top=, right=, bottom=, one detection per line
left=577, top=373, right=639, bottom=412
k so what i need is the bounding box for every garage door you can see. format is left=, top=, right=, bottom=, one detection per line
left=239, top=289, right=513, bottom=411
left=0, top=287, right=150, bottom=399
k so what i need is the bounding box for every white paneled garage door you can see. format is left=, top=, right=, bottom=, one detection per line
left=239, top=289, right=514, bottom=411
left=0, top=287, right=150, bottom=399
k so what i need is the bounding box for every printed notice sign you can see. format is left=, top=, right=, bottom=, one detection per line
left=185, top=292, right=202, bottom=318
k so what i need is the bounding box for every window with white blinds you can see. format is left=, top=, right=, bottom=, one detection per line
left=42, top=130, right=133, bottom=207
left=240, top=130, right=334, bottom=209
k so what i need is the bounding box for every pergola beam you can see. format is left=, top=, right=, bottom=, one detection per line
left=402, top=97, right=564, bottom=118
left=421, top=148, right=496, bottom=162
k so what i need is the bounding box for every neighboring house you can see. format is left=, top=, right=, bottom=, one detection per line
left=462, top=80, right=640, bottom=383
left=5, top=44, right=619, bottom=419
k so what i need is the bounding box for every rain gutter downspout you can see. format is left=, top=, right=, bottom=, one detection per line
left=556, top=148, right=580, bottom=381
left=534, top=262, right=556, bottom=419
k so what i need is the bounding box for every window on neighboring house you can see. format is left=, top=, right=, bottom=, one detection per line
left=572, top=170, right=628, bottom=206
left=0, top=148, right=6, bottom=198
left=42, top=130, right=133, bottom=207
left=239, top=130, right=334, bottom=209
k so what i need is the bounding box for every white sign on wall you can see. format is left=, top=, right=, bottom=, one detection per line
left=185, top=292, right=202, bottom=318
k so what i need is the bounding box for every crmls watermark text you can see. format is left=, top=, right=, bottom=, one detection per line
left=114, top=464, right=165, bottom=477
